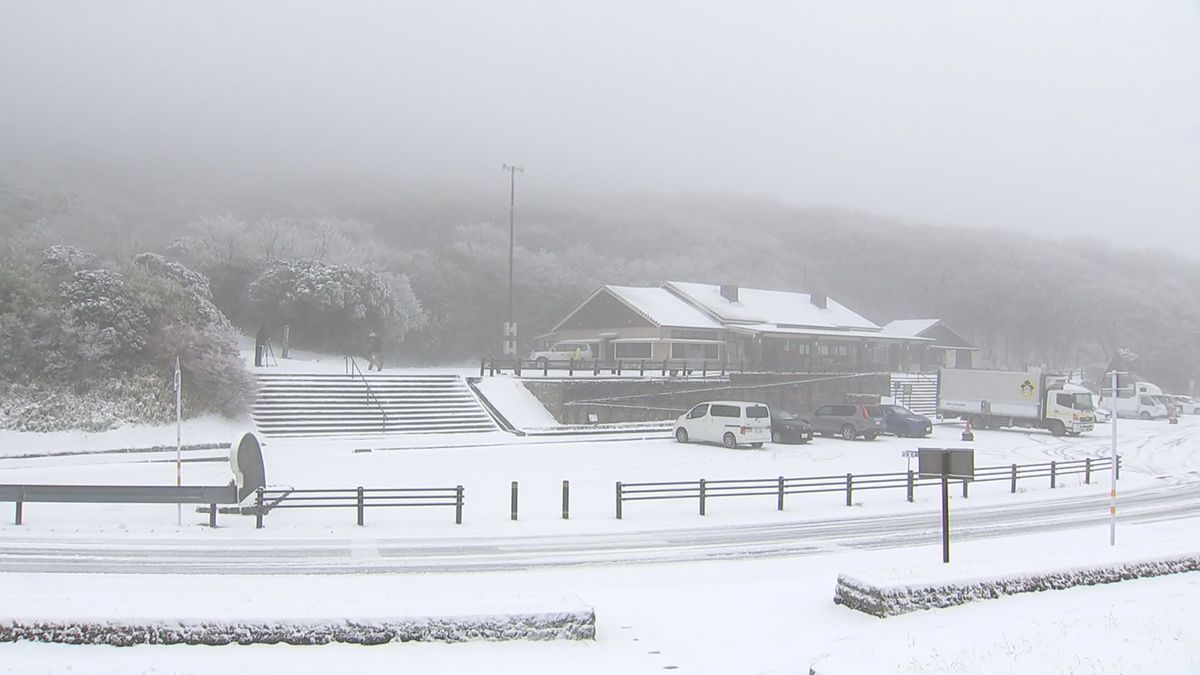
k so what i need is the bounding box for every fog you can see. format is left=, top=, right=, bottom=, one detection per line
left=2, top=1, right=1198, bottom=251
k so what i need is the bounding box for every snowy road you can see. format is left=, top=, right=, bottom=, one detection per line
left=2, top=480, right=1196, bottom=574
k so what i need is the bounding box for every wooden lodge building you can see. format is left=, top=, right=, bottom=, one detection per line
left=537, top=281, right=975, bottom=373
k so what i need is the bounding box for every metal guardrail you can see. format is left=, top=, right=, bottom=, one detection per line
left=614, top=455, right=1121, bottom=518
left=252, top=485, right=465, bottom=528
left=1, top=483, right=240, bottom=527
left=481, top=357, right=742, bottom=378
left=480, top=358, right=915, bottom=378
left=344, top=355, right=389, bottom=432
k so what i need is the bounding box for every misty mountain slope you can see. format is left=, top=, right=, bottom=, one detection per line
left=1, top=178, right=1196, bottom=389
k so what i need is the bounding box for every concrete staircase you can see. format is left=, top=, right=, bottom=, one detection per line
left=253, top=373, right=499, bottom=438
left=889, top=372, right=939, bottom=418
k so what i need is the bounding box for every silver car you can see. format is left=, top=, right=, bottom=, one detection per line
left=809, top=403, right=886, bottom=441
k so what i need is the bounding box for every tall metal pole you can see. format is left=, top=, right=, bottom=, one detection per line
left=175, top=356, right=182, bottom=527
left=1109, top=370, right=1119, bottom=546
left=501, top=164, right=523, bottom=356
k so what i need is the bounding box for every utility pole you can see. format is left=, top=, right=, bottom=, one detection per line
left=502, top=164, right=523, bottom=357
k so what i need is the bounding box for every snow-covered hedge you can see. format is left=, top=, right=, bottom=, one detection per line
left=833, top=551, right=1200, bottom=618
left=0, top=610, right=596, bottom=646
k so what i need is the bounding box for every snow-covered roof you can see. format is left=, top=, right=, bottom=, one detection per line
left=881, top=319, right=942, bottom=338
left=664, top=282, right=880, bottom=331
left=728, top=324, right=932, bottom=342
left=605, top=285, right=723, bottom=329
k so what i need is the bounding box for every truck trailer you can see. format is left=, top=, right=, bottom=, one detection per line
left=937, top=368, right=1095, bottom=436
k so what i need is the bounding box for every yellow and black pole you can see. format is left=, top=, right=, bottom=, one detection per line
left=1109, top=370, right=1120, bottom=546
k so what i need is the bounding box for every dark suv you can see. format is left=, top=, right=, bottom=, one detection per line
left=809, top=403, right=885, bottom=441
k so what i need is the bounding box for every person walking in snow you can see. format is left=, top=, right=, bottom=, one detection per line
left=367, top=331, right=383, bottom=371
left=254, top=323, right=269, bottom=368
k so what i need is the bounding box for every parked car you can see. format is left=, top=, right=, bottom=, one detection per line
left=675, top=401, right=772, bottom=449
left=1153, top=395, right=1182, bottom=418
left=809, top=403, right=885, bottom=441
left=879, top=404, right=933, bottom=438
left=770, top=410, right=812, bottom=444
left=1169, top=395, right=1200, bottom=415
left=529, top=341, right=593, bottom=367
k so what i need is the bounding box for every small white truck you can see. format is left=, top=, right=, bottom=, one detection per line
left=938, top=368, right=1095, bottom=437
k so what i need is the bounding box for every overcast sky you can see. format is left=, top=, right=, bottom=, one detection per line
left=2, top=1, right=1197, bottom=251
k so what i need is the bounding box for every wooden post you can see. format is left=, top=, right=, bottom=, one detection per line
left=699, top=479, right=707, bottom=516
left=511, top=481, right=519, bottom=521
left=356, top=486, right=365, bottom=526
left=615, top=482, right=623, bottom=519
left=562, top=480, right=570, bottom=519
left=845, top=473, right=853, bottom=506
left=455, top=485, right=464, bottom=524
left=777, top=476, right=785, bottom=511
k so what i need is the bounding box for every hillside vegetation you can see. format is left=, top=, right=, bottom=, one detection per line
left=2, top=176, right=1196, bottom=394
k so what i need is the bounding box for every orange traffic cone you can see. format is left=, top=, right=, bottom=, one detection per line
left=961, top=419, right=975, bottom=441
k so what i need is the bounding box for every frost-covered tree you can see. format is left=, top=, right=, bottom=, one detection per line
left=247, top=258, right=425, bottom=356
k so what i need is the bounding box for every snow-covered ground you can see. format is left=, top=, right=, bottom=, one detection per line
left=4, top=359, right=1200, bottom=673
left=1, top=415, right=1183, bottom=537
left=3, top=519, right=1200, bottom=674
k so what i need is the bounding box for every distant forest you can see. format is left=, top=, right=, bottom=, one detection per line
left=3, top=172, right=1197, bottom=393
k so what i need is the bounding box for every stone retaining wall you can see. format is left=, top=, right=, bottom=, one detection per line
left=834, top=552, right=1200, bottom=618
left=0, top=609, right=596, bottom=646
left=525, top=373, right=890, bottom=425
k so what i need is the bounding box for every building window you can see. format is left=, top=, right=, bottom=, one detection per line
left=671, top=343, right=719, bottom=359
left=782, top=340, right=810, bottom=354
left=614, top=342, right=652, bottom=359
left=817, top=344, right=849, bottom=357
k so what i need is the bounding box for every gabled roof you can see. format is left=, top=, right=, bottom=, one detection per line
left=607, top=286, right=722, bottom=329
left=551, top=285, right=722, bottom=332
left=664, top=281, right=879, bottom=331
left=883, top=318, right=976, bottom=349
left=881, top=319, right=942, bottom=338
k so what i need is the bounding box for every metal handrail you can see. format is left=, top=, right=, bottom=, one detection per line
left=344, top=355, right=389, bottom=432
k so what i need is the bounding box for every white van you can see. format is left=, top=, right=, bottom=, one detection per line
left=674, top=401, right=772, bottom=449
left=529, top=341, right=593, bottom=366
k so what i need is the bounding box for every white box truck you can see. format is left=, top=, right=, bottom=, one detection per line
left=937, top=368, right=1095, bottom=436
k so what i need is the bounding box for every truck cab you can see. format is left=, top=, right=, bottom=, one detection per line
left=1045, top=382, right=1096, bottom=436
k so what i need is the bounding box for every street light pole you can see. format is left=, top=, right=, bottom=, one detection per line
left=502, top=164, right=523, bottom=357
